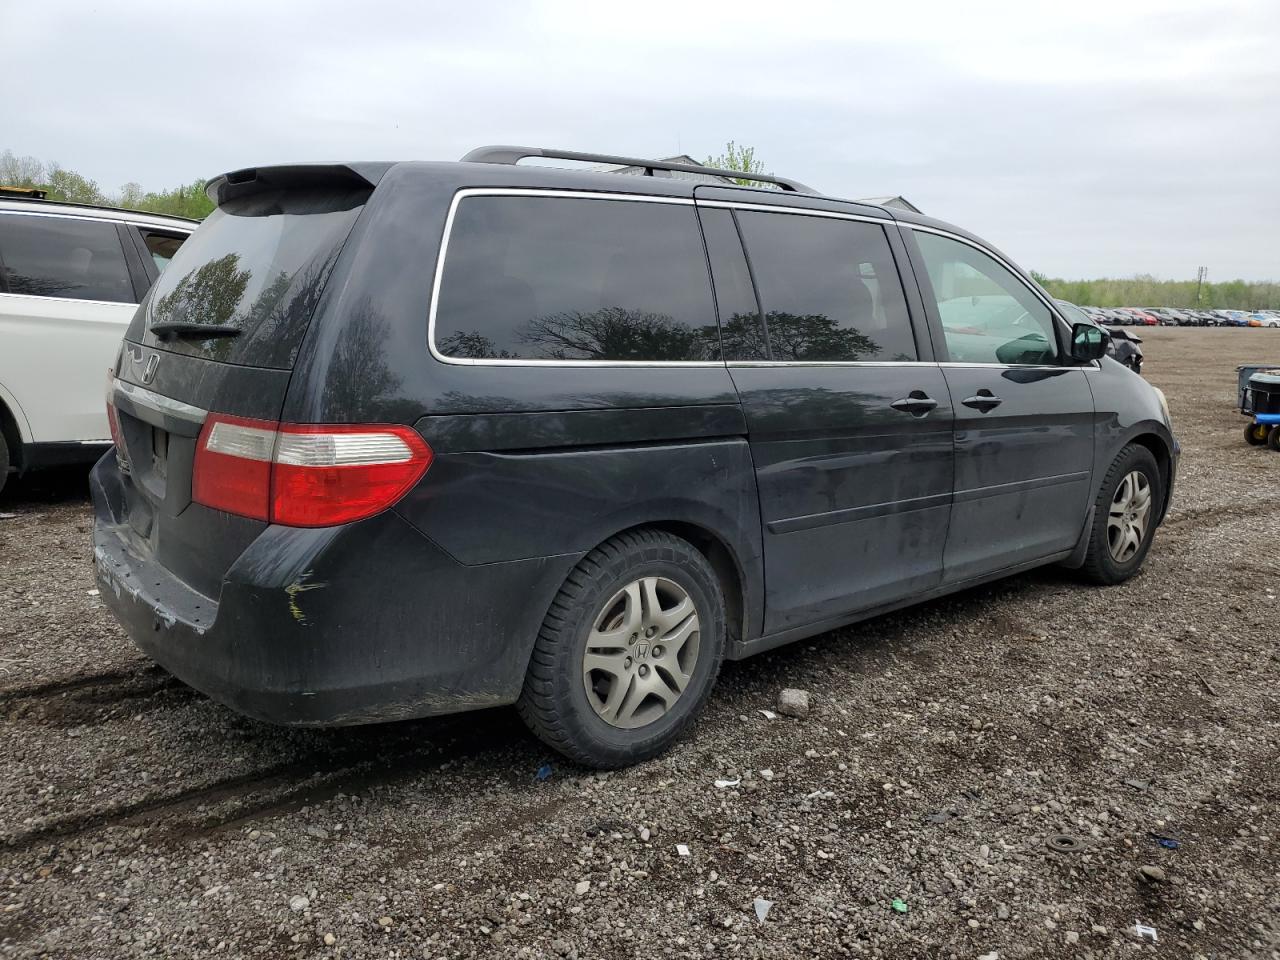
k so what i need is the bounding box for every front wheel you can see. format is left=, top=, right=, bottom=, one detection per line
left=517, top=529, right=726, bottom=768
left=1246, top=422, right=1269, bottom=446
left=1081, top=444, right=1163, bottom=585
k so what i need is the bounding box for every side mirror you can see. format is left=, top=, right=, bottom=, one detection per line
left=1070, top=322, right=1106, bottom=362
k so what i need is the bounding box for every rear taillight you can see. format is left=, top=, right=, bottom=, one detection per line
left=192, top=415, right=432, bottom=527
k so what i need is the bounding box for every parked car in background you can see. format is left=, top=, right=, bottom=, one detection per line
left=1119, top=308, right=1159, bottom=326
left=1057, top=300, right=1144, bottom=372
left=1260, top=313, right=1280, bottom=328
left=91, top=148, right=1178, bottom=767
left=0, top=195, right=195, bottom=494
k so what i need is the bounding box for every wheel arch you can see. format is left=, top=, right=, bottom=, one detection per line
left=584, top=518, right=759, bottom=653
left=1126, top=430, right=1174, bottom=524
left=0, top=389, right=29, bottom=473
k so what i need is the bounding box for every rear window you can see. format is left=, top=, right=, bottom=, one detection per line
left=433, top=195, right=719, bottom=362
left=0, top=213, right=135, bottom=303
left=138, top=188, right=367, bottom=368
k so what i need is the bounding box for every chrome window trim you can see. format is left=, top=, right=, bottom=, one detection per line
left=427, top=188, right=720, bottom=368
left=0, top=208, right=194, bottom=234
left=0, top=290, right=138, bottom=307
left=728, top=360, right=936, bottom=369
left=696, top=199, right=892, bottom=226
left=112, top=379, right=208, bottom=425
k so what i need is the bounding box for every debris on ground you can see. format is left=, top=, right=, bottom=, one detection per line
left=714, top=778, right=741, bottom=788
left=1045, top=834, right=1088, bottom=853
left=891, top=899, right=908, bottom=914
left=1123, top=777, right=1152, bottom=792
left=675, top=844, right=690, bottom=857
left=758, top=709, right=778, bottom=720
left=776, top=688, right=810, bottom=718
left=1134, top=923, right=1159, bottom=942
left=753, top=898, right=773, bottom=923
left=1149, top=832, right=1181, bottom=849
left=535, top=763, right=553, bottom=781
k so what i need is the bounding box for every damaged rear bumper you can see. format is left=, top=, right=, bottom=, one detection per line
left=90, top=455, right=577, bottom=726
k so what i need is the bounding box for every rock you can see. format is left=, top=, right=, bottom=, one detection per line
left=759, top=769, right=774, bottom=781
left=574, top=880, right=590, bottom=896
left=288, top=895, right=309, bottom=912
left=640, top=827, right=651, bottom=842
left=777, top=688, right=810, bottom=719
left=377, top=916, right=392, bottom=927
left=1138, top=865, right=1167, bottom=884
left=978, top=953, right=999, bottom=960
left=323, top=933, right=336, bottom=946
left=1065, top=931, right=1079, bottom=944
left=305, top=826, right=329, bottom=840
left=1091, top=925, right=1108, bottom=935
left=997, top=903, right=1010, bottom=921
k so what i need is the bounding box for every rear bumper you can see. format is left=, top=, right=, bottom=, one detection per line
left=90, top=455, right=578, bottom=726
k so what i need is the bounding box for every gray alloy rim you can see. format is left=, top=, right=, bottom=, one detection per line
left=581, top=576, right=701, bottom=730
left=1107, top=470, right=1152, bottom=563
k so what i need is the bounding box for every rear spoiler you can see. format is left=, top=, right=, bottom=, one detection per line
left=205, top=163, right=394, bottom=206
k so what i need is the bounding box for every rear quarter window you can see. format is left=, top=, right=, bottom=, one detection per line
left=0, top=213, right=135, bottom=303
left=433, top=195, right=720, bottom=362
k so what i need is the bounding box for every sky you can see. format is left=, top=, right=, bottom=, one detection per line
left=3, top=0, right=1278, bottom=280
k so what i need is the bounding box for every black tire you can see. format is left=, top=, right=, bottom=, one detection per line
left=1268, top=427, right=1280, bottom=452
left=1080, top=444, right=1163, bottom=585
left=1246, top=422, right=1269, bottom=446
left=0, top=431, right=9, bottom=499
left=516, top=529, right=726, bottom=769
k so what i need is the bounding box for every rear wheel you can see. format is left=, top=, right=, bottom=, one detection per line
left=1081, top=444, right=1162, bottom=585
left=1269, top=427, right=1280, bottom=452
left=517, top=529, right=726, bottom=768
left=1246, top=422, right=1269, bottom=446
left=0, top=431, right=9, bottom=498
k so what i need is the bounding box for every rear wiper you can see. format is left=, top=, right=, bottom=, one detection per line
left=149, top=321, right=241, bottom=340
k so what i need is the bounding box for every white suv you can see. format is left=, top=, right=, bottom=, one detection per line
left=0, top=193, right=193, bottom=494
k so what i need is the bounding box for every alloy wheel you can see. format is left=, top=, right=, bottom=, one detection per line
left=1107, top=470, right=1152, bottom=563
left=582, top=577, right=700, bottom=729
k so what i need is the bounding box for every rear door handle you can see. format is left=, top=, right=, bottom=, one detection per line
left=890, top=392, right=939, bottom=417
left=961, top=391, right=1003, bottom=413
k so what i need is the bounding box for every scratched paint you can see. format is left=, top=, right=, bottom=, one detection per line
left=284, top=573, right=327, bottom=623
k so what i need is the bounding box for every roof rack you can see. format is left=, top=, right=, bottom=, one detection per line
left=460, top=145, right=816, bottom=194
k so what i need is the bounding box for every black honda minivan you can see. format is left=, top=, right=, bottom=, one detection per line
left=93, top=147, right=1178, bottom=767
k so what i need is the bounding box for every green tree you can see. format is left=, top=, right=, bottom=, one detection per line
left=704, top=141, right=769, bottom=187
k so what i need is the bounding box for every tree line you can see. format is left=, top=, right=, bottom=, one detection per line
left=1, top=149, right=214, bottom=220
left=1030, top=271, right=1279, bottom=311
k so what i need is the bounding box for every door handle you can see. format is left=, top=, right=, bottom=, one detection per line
left=961, top=391, right=1003, bottom=413
left=890, top=392, right=939, bottom=417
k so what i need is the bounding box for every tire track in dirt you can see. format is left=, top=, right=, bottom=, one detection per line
left=0, top=712, right=511, bottom=855
left=0, top=665, right=191, bottom=726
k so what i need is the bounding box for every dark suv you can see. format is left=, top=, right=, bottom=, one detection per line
left=92, top=147, right=1178, bottom=768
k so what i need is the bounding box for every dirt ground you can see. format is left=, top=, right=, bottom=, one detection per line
left=1, top=328, right=1278, bottom=960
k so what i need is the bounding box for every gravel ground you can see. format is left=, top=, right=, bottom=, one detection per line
left=1, top=328, right=1278, bottom=960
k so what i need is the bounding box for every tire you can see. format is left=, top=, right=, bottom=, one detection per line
left=1246, top=422, right=1269, bottom=446
left=517, top=529, right=726, bottom=769
left=1080, top=444, right=1163, bottom=585
left=1269, top=427, right=1280, bottom=452
left=0, top=431, right=9, bottom=499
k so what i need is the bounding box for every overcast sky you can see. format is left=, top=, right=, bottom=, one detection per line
left=4, top=0, right=1277, bottom=280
